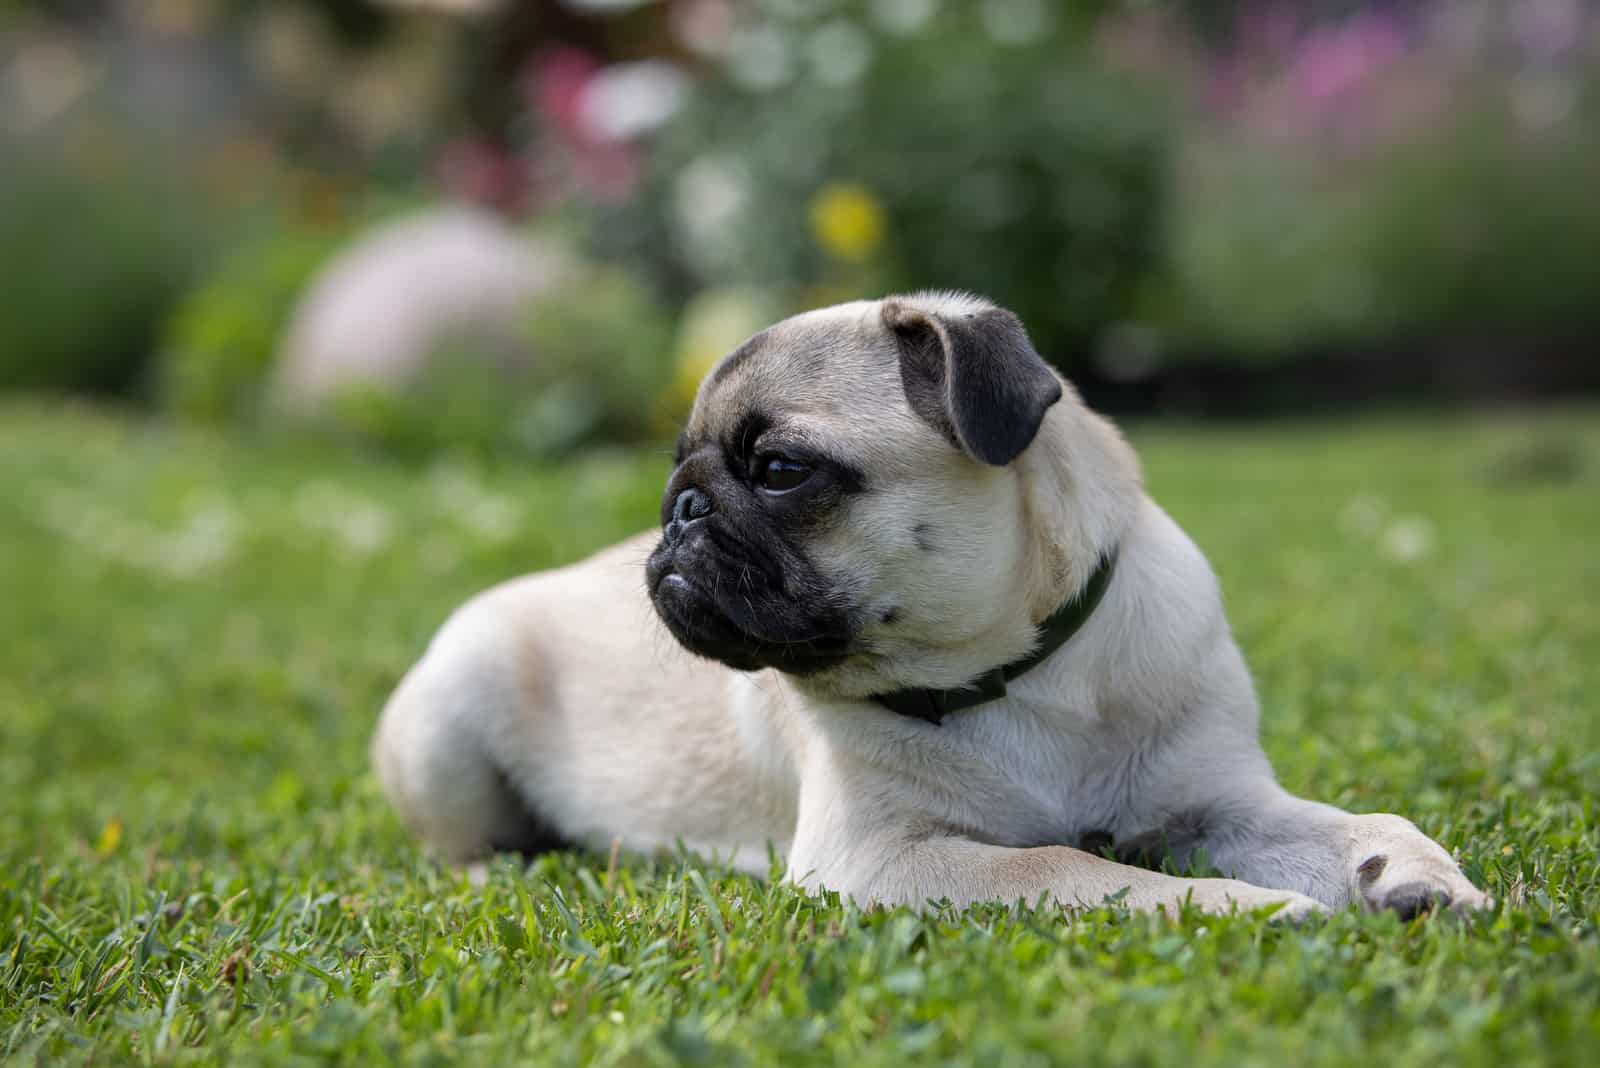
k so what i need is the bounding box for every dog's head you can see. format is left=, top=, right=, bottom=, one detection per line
left=646, top=292, right=1137, bottom=699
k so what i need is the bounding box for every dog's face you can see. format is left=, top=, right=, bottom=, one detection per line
left=646, top=292, right=1070, bottom=699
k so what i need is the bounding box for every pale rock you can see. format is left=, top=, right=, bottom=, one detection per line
left=274, top=206, right=565, bottom=408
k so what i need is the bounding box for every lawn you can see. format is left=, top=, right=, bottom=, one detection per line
left=2, top=399, right=1597, bottom=1066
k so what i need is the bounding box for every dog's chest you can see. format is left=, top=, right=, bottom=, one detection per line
left=924, top=704, right=1163, bottom=848
left=782, top=682, right=1182, bottom=857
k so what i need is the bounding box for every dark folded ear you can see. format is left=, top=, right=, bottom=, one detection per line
left=882, top=298, right=1064, bottom=466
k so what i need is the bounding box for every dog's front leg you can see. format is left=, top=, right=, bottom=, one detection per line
left=790, top=835, right=1327, bottom=919
left=1133, top=789, right=1495, bottom=917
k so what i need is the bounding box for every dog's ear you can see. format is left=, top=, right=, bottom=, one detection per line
left=882, top=297, right=1064, bottom=466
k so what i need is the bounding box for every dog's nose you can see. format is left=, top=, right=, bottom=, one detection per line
left=672, top=487, right=712, bottom=525
left=663, top=486, right=713, bottom=544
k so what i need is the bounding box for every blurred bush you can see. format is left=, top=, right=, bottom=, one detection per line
left=0, top=145, right=213, bottom=395
left=6, top=0, right=1598, bottom=436
left=159, top=228, right=348, bottom=421
left=520, top=265, right=677, bottom=449
left=1170, top=121, right=1600, bottom=359
left=628, top=0, right=1170, bottom=365
left=1156, top=3, right=1600, bottom=361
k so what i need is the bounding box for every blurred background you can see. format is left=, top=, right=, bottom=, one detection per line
left=3, top=0, right=1598, bottom=457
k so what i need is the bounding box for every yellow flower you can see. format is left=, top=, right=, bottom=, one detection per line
left=95, top=818, right=123, bottom=856
left=809, top=183, right=886, bottom=262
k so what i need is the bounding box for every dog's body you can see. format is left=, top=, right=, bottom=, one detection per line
left=374, top=293, right=1490, bottom=919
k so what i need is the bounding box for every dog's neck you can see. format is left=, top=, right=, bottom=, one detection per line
left=1013, top=388, right=1142, bottom=625
left=865, top=393, right=1140, bottom=723
left=792, top=388, right=1143, bottom=710
left=871, top=546, right=1119, bottom=724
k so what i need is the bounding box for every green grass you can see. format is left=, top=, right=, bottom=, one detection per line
left=2, top=399, right=1598, bottom=1066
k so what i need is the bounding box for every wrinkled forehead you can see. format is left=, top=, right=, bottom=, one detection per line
left=685, top=301, right=905, bottom=445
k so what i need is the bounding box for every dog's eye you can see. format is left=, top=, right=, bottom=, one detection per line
left=756, top=456, right=813, bottom=494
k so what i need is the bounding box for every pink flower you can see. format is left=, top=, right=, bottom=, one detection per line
left=1288, top=11, right=1407, bottom=115
left=572, top=140, right=641, bottom=203
left=525, top=47, right=602, bottom=142
left=437, top=138, right=529, bottom=215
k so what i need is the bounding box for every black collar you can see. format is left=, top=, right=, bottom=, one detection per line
left=871, top=550, right=1119, bottom=725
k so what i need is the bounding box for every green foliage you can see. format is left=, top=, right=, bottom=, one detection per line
left=1361, top=113, right=1600, bottom=338
left=2, top=401, right=1598, bottom=1065
left=638, top=0, right=1168, bottom=364
left=0, top=145, right=212, bottom=396
left=519, top=265, right=679, bottom=448
left=1167, top=86, right=1600, bottom=358
left=160, top=229, right=347, bottom=421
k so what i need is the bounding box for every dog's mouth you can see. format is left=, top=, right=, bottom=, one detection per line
left=647, top=538, right=855, bottom=675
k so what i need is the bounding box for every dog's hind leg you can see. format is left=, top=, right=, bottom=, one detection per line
left=371, top=597, right=565, bottom=863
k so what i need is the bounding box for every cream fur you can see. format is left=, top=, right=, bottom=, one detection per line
left=372, top=293, right=1491, bottom=920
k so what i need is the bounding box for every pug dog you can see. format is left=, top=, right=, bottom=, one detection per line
left=372, top=292, right=1492, bottom=919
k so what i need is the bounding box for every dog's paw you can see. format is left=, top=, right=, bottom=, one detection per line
left=1187, top=878, right=1329, bottom=922
left=1351, top=816, right=1494, bottom=918
left=1262, top=891, right=1331, bottom=923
